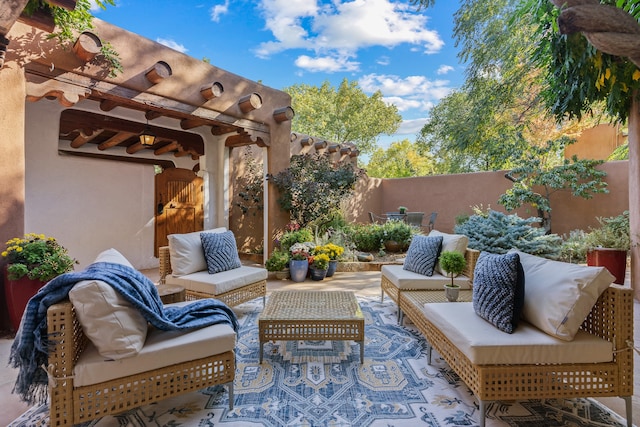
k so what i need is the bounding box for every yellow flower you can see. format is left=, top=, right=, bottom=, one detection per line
left=633, top=70, right=640, bottom=81
left=1, top=251, right=7, bottom=257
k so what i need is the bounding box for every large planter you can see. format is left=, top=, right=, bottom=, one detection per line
left=309, top=267, right=328, bottom=281
left=289, top=259, right=308, bottom=282
left=384, top=240, right=403, bottom=253
left=3, top=266, right=46, bottom=331
left=587, top=248, right=627, bottom=285
left=326, top=260, right=338, bottom=277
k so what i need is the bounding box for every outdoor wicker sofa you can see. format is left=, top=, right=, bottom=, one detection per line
left=47, top=299, right=236, bottom=427
left=397, top=248, right=634, bottom=427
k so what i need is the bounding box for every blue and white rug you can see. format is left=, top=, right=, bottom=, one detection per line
left=10, top=297, right=631, bottom=427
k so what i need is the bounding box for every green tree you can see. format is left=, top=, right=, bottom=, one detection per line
left=268, top=154, right=364, bottom=227
left=284, top=79, right=402, bottom=157
left=498, top=137, right=608, bottom=233
left=365, top=139, right=435, bottom=178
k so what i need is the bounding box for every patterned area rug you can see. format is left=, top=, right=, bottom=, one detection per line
left=10, top=297, right=631, bottom=427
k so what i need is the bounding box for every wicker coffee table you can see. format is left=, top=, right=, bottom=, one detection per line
left=258, top=290, right=365, bottom=363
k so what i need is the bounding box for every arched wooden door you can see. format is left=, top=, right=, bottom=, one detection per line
left=154, top=168, right=204, bottom=257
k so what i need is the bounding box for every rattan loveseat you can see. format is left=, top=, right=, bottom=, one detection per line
left=402, top=283, right=634, bottom=427
left=47, top=299, right=236, bottom=427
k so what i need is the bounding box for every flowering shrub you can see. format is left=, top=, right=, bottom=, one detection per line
left=2, top=233, right=77, bottom=281
left=309, top=253, right=330, bottom=270
left=315, top=243, right=344, bottom=260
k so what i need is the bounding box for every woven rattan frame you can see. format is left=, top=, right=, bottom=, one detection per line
left=158, top=245, right=266, bottom=306
left=401, top=285, right=634, bottom=427
left=47, top=300, right=235, bottom=427
left=381, top=248, right=479, bottom=320
left=258, top=290, right=365, bottom=363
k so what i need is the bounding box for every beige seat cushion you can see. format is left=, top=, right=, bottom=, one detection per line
left=69, top=248, right=148, bottom=360
left=166, top=265, right=268, bottom=295
left=423, top=302, right=612, bottom=365
left=168, top=227, right=227, bottom=276
left=74, top=311, right=236, bottom=386
left=382, top=264, right=471, bottom=290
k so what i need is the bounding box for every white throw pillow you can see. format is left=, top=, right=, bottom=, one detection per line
left=510, top=249, right=615, bottom=341
left=429, top=230, right=469, bottom=276
left=168, top=227, right=227, bottom=276
left=69, top=248, right=148, bottom=360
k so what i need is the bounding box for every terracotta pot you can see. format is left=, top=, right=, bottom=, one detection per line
left=3, top=266, right=46, bottom=332
left=586, top=248, right=627, bottom=285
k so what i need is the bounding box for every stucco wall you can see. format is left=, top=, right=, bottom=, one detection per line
left=348, top=162, right=629, bottom=237
left=23, top=99, right=220, bottom=270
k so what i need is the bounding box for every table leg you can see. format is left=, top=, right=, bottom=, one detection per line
left=359, top=340, right=364, bottom=363
left=259, top=341, right=264, bottom=363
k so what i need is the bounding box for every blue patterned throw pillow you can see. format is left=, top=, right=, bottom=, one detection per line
left=200, top=231, right=242, bottom=274
left=472, top=252, right=524, bottom=334
left=403, top=235, right=443, bottom=276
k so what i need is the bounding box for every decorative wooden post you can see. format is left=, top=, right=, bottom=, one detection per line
left=72, top=32, right=102, bottom=62
left=238, top=93, right=262, bottom=113
left=314, top=140, right=328, bottom=150
left=145, top=61, right=172, bottom=84
left=327, top=144, right=340, bottom=153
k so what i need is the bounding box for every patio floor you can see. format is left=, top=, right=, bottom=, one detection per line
left=0, top=268, right=638, bottom=426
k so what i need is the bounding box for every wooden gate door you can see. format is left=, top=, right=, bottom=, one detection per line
left=154, top=168, right=204, bottom=257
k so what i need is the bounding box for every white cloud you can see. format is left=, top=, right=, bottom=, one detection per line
left=437, top=64, right=454, bottom=75
left=376, top=56, right=390, bottom=66
left=397, top=117, right=429, bottom=135
left=256, top=0, right=444, bottom=66
left=156, top=38, right=188, bottom=53
left=295, top=54, right=360, bottom=73
left=211, top=0, right=230, bottom=22
left=359, top=73, right=451, bottom=112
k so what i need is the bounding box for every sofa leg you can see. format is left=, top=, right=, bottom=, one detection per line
left=478, top=399, right=487, bottom=427
left=228, top=381, right=234, bottom=410
left=381, top=288, right=384, bottom=303
left=622, top=395, right=632, bottom=427
left=427, top=343, right=432, bottom=365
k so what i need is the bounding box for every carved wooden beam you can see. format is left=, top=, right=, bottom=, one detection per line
left=26, top=73, right=91, bottom=107
left=154, top=141, right=179, bottom=155
left=98, top=131, right=137, bottom=150
left=72, top=31, right=102, bottom=62
left=238, top=93, right=262, bottom=113
left=126, top=142, right=146, bottom=154
left=70, top=129, right=104, bottom=148
left=50, top=0, right=78, bottom=10
left=314, top=140, right=327, bottom=150
left=273, top=106, right=294, bottom=123
left=300, top=137, right=314, bottom=147
left=327, top=144, right=340, bottom=153
left=99, top=99, right=119, bottom=112
left=200, top=82, right=224, bottom=100
left=145, top=61, right=172, bottom=84
left=180, top=118, right=207, bottom=130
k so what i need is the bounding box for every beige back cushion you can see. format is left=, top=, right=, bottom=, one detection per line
left=511, top=249, right=615, bottom=341
left=69, top=248, right=148, bottom=360
left=168, top=227, right=227, bottom=276
left=429, top=230, right=469, bottom=276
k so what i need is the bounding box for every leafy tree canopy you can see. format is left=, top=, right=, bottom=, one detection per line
left=365, top=139, right=435, bottom=178
left=283, top=79, right=402, bottom=157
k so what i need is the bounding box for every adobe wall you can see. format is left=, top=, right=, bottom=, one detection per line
left=347, top=162, right=629, bottom=237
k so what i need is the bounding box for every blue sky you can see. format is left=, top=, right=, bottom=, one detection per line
left=95, top=0, right=465, bottom=149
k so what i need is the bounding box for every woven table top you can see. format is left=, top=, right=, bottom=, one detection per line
left=260, top=290, right=364, bottom=321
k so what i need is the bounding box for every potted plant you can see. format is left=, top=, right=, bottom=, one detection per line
left=315, top=243, right=344, bottom=277
left=381, top=220, right=414, bottom=252
left=439, top=251, right=467, bottom=302
left=584, top=211, right=630, bottom=284
left=289, top=246, right=310, bottom=282
left=265, top=250, right=290, bottom=280
left=2, top=233, right=77, bottom=331
left=308, top=253, right=330, bottom=281
left=398, top=206, right=408, bottom=215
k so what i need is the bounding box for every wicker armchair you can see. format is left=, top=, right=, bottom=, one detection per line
left=47, top=300, right=235, bottom=427
left=158, top=245, right=266, bottom=307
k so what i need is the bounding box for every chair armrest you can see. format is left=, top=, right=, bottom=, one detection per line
left=47, top=300, right=89, bottom=378
left=158, top=246, right=172, bottom=284
left=463, top=248, right=480, bottom=281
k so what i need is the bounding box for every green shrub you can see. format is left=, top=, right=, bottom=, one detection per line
left=439, top=251, right=467, bottom=286
left=558, top=229, right=589, bottom=264
left=265, top=250, right=290, bottom=271
left=584, top=211, right=630, bottom=251
left=454, top=210, right=562, bottom=258
left=381, top=220, right=415, bottom=248
left=345, top=224, right=384, bottom=252
left=279, top=228, right=314, bottom=252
